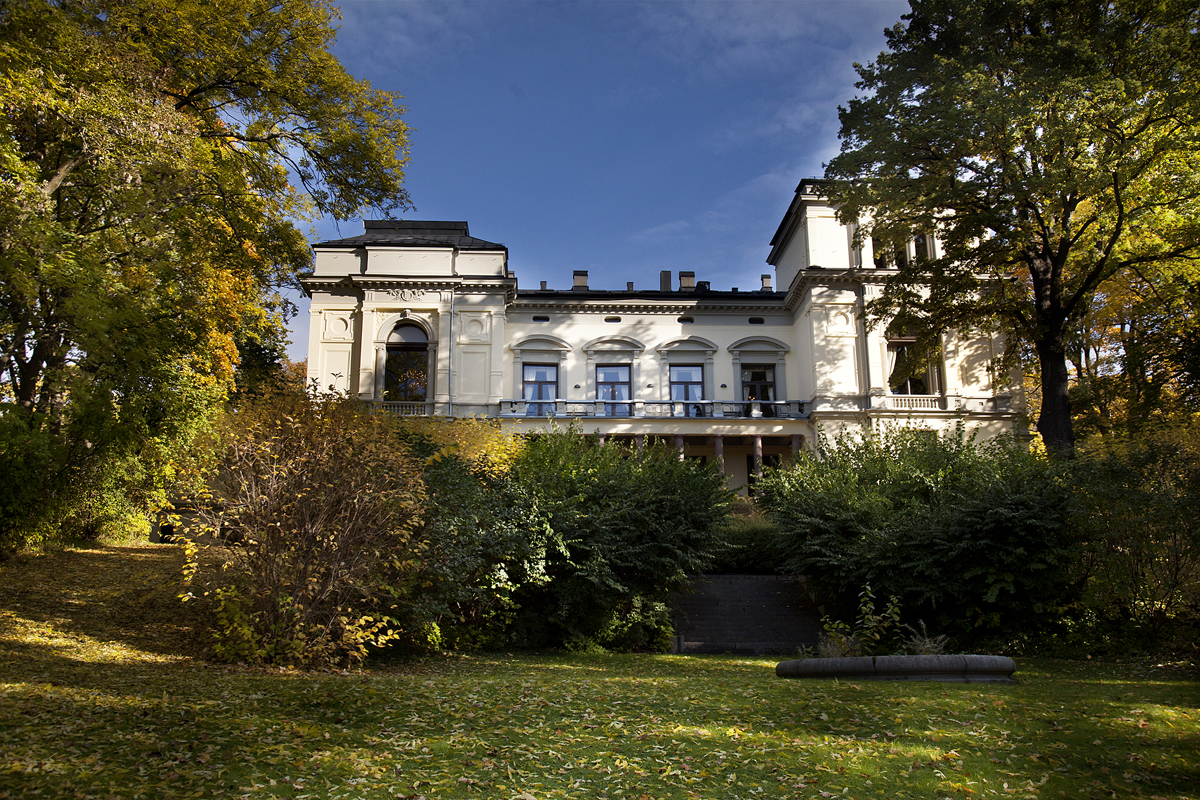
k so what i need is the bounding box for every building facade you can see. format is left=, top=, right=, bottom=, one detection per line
left=302, top=180, right=1022, bottom=491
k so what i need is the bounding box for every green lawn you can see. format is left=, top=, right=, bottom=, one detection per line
left=1, top=544, right=1197, bottom=800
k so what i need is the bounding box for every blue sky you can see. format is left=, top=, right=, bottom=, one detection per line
left=287, top=0, right=910, bottom=360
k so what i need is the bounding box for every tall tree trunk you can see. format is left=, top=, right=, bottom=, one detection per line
left=1036, top=333, right=1075, bottom=457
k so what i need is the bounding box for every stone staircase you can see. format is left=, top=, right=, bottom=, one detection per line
left=669, top=574, right=823, bottom=655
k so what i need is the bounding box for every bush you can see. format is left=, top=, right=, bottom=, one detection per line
left=755, top=423, right=1077, bottom=646
left=1066, top=424, right=1200, bottom=653
left=391, top=419, right=552, bottom=651
left=193, top=394, right=423, bottom=667
left=508, top=427, right=733, bottom=650
left=709, top=499, right=783, bottom=574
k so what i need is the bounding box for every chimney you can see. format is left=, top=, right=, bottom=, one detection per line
left=626, top=282, right=634, bottom=291
left=540, top=280, right=547, bottom=290
left=679, top=271, right=696, bottom=291
left=573, top=270, right=588, bottom=291
left=761, top=273, right=773, bottom=291
left=660, top=270, right=672, bottom=292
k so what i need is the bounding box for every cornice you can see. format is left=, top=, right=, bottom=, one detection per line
left=300, top=274, right=518, bottom=303
left=781, top=267, right=898, bottom=313
left=509, top=298, right=787, bottom=315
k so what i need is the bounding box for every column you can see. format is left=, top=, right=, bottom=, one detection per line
left=753, top=435, right=763, bottom=478
left=674, top=435, right=684, bottom=460
left=714, top=435, right=724, bottom=473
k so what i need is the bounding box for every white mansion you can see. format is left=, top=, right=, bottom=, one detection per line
left=302, top=179, right=1022, bottom=491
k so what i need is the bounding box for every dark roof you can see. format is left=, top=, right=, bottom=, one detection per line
left=314, top=220, right=506, bottom=251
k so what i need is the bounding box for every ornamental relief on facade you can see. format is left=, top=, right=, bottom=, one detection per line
left=366, top=288, right=450, bottom=303
left=321, top=312, right=355, bottom=342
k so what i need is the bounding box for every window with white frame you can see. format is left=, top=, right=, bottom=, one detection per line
left=740, top=364, right=776, bottom=417
left=384, top=324, right=429, bottom=402
left=523, top=364, right=558, bottom=415
left=887, top=342, right=942, bottom=395
left=873, top=233, right=935, bottom=268
left=596, top=365, right=631, bottom=416
left=669, top=364, right=704, bottom=417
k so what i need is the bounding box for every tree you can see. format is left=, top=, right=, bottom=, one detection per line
left=825, top=0, right=1200, bottom=454
left=1068, top=259, right=1200, bottom=438
left=0, top=0, right=410, bottom=547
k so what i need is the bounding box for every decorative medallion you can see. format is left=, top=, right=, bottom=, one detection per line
left=385, top=288, right=428, bottom=302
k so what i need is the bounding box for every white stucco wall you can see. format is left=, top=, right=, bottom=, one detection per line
left=304, top=206, right=1025, bottom=463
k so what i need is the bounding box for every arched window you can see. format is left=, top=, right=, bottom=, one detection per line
left=385, top=324, right=429, bottom=402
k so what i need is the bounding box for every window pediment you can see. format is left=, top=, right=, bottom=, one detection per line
left=511, top=335, right=570, bottom=350
left=728, top=336, right=790, bottom=355
left=655, top=336, right=718, bottom=357
left=511, top=335, right=571, bottom=358
left=583, top=335, right=644, bottom=356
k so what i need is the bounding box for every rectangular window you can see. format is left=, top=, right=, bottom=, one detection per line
left=740, top=364, right=776, bottom=418
left=669, top=364, right=704, bottom=417
left=887, top=344, right=941, bottom=395
left=596, top=365, right=631, bottom=416
left=523, top=364, right=558, bottom=416
left=913, top=232, right=933, bottom=261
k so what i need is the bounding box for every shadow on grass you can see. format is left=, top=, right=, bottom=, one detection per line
left=0, top=543, right=206, bottom=664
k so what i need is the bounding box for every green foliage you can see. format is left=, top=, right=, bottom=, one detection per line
left=756, top=424, right=1076, bottom=644
left=1065, top=424, right=1200, bottom=652
left=399, top=430, right=552, bottom=651
left=819, top=584, right=902, bottom=657
left=509, top=427, right=733, bottom=650
left=195, top=394, right=422, bottom=667
left=0, top=0, right=410, bottom=550
left=1069, top=267, right=1200, bottom=439
left=709, top=499, right=783, bottom=574
left=825, top=0, right=1200, bottom=454
left=0, top=388, right=216, bottom=555
left=3, top=542, right=1199, bottom=800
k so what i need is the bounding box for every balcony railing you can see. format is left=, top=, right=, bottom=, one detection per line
left=886, top=395, right=944, bottom=410
left=372, top=395, right=1015, bottom=418
left=376, top=401, right=434, bottom=416
left=497, top=399, right=807, bottom=419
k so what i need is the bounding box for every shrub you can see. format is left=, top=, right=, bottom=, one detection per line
left=392, top=420, right=552, bottom=651
left=509, top=427, right=733, bottom=650
left=709, top=499, right=783, bottom=574
left=819, top=584, right=902, bottom=657
left=194, top=394, right=423, bottom=667
left=755, top=423, right=1077, bottom=645
left=1066, top=424, right=1200, bottom=652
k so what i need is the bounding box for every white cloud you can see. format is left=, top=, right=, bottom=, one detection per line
left=333, top=0, right=498, bottom=74
left=631, top=0, right=908, bottom=155
left=631, top=219, right=691, bottom=242
left=633, top=0, right=908, bottom=80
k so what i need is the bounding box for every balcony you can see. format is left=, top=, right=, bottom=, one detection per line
left=496, top=399, right=808, bottom=419
left=375, top=401, right=435, bottom=416
left=886, top=395, right=944, bottom=410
